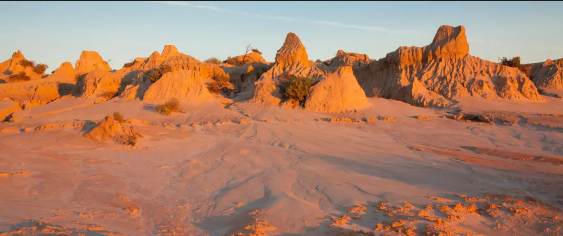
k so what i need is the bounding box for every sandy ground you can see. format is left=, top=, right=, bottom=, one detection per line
left=0, top=97, right=562, bottom=236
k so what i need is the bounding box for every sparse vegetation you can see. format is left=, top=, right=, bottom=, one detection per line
left=156, top=98, right=180, bottom=116
left=123, top=59, right=135, bottom=68
left=224, top=56, right=245, bottom=66
left=113, top=112, right=125, bottom=123
left=500, top=56, right=530, bottom=75
left=207, top=74, right=234, bottom=95
left=33, top=64, right=48, bottom=74
left=282, top=75, right=314, bottom=105
left=251, top=48, right=262, bottom=54
left=145, top=64, right=173, bottom=83
left=19, top=59, right=35, bottom=68
left=204, top=57, right=221, bottom=64
left=19, top=59, right=48, bottom=74
left=7, top=72, right=30, bottom=82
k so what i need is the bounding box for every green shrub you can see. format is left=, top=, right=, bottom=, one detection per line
left=156, top=98, right=180, bottom=116
left=204, top=57, right=221, bottom=64
left=283, top=75, right=313, bottom=105
left=113, top=111, right=125, bottom=123
left=8, top=72, right=30, bottom=82
left=145, top=64, right=173, bottom=83
left=33, top=63, right=48, bottom=74
left=207, top=74, right=234, bottom=95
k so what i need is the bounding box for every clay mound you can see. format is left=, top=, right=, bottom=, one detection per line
left=328, top=50, right=371, bottom=67
left=232, top=52, right=267, bottom=65
left=83, top=115, right=138, bottom=145
left=74, top=51, right=112, bottom=74
left=52, top=62, right=76, bottom=75
left=119, top=72, right=151, bottom=100
left=142, top=70, right=212, bottom=104
left=529, top=59, right=563, bottom=90
left=250, top=32, right=330, bottom=106
left=75, top=70, right=120, bottom=99
left=354, top=25, right=543, bottom=107
left=304, top=66, right=369, bottom=113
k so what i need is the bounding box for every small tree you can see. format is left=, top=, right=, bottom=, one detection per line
left=241, top=44, right=252, bottom=65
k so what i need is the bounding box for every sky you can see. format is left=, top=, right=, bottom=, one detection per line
left=1, top=1, right=562, bottom=71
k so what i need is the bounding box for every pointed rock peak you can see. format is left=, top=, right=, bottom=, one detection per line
left=275, top=32, right=310, bottom=67
left=336, top=50, right=346, bottom=57
left=162, top=45, right=180, bottom=58
left=149, top=51, right=161, bottom=58
left=12, top=50, right=25, bottom=59
left=79, top=51, right=103, bottom=59
left=75, top=51, right=112, bottom=74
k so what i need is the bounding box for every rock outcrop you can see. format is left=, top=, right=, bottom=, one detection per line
left=52, top=62, right=76, bottom=75
left=75, top=70, right=120, bottom=99
left=328, top=50, right=371, bottom=67
left=305, top=66, right=369, bottom=113
left=354, top=25, right=543, bottom=107
left=129, top=45, right=202, bottom=71
left=231, top=52, right=267, bottom=65
left=74, top=51, right=112, bottom=75
left=83, top=115, right=139, bottom=145
left=142, top=70, right=212, bottom=104
left=0, top=79, right=61, bottom=105
left=0, top=50, right=44, bottom=81
left=250, top=32, right=329, bottom=106
left=529, top=59, right=563, bottom=90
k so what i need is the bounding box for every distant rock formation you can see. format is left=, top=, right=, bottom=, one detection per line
left=52, top=62, right=76, bottom=75
left=251, top=32, right=329, bottom=106
left=328, top=50, right=371, bottom=67
left=83, top=114, right=139, bottom=145
left=529, top=58, right=563, bottom=90
left=305, top=66, right=369, bottom=113
left=75, top=70, right=120, bottom=99
left=142, top=70, right=212, bottom=104
left=231, top=52, right=267, bottom=65
left=0, top=50, right=44, bottom=81
left=354, top=25, right=543, bottom=108
left=127, top=45, right=202, bottom=71
left=74, top=51, right=112, bottom=75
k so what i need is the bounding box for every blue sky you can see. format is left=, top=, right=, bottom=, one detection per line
left=1, top=1, right=562, bottom=71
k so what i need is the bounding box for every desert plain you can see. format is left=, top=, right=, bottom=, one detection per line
left=0, top=25, right=562, bottom=236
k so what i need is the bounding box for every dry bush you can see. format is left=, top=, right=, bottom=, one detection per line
left=372, top=87, right=382, bottom=97
left=251, top=48, right=262, bottom=54
left=33, top=64, right=48, bottom=74
left=207, top=74, right=234, bottom=95
left=123, top=59, right=135, bottom=68
left=7, top=72, right=30, bottom=82
left=204, top=57, right=221, bottom=64
left=500, top=56, right=529, bottom=75
left=283, top=75, right=313, bottom=105
left=224, top=57, right=246, bottom=66
left=99, top=91, right=117, bottom=100
left=156, top=98, right=180, bottom=116
left=19, top=59, right=35, bottom=68
left=113, top=111, right=125, bottom=123
left=145, top=64, right=173, bottom=83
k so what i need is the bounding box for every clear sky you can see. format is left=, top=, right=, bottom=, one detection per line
left=1, top=1, right=562, bottom=71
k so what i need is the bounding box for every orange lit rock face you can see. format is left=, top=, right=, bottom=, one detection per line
left=74, top=51, right=112, bottom=74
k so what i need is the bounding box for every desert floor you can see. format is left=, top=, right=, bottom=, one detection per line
left=1, top=96, right=562, bottom=236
